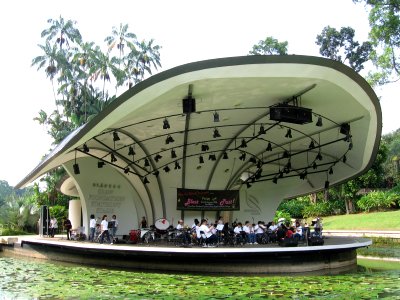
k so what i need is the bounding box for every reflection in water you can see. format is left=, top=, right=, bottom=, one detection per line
left=0, top=255, right=399, bottom=299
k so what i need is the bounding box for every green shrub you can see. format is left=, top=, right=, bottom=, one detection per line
left=277, top=197, right=311, bottom=218
left=0, top=227, right=30, bottom=236
left=357, top=191, right=397, bottom=212
left=274, top=210, right=291, bottom=223
left=302, top=201, right=333, bottom=218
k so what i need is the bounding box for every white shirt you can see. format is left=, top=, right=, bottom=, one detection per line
left=199, top=224, right=212, bottom=238
left=50, top=218, right=58, bottom=229
left=101, top=219, right=108, bottom=231
left=216, top=223, right=224, bottom=231
left=243, top=225, right=251, bottom=234
left=269, top=224, right=278, bottom=232
left=90, top=218, right=96, bottom=228
left=234, top=226, right=243, bottom=234
left=296, top=226, right=303, bottom=236
left=255, top=224, right=265, bottom=234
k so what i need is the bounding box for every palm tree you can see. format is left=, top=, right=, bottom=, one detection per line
left=41, top=16, right=82, bottom=51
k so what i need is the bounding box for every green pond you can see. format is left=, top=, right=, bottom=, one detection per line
left=0, top=255, right=399, bottom=299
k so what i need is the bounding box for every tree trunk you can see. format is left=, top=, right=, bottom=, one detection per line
left=309, top=193, right=317, bottom=204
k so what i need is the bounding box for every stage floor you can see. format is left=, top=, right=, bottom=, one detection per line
left=1, top=235, right=371, bottom=274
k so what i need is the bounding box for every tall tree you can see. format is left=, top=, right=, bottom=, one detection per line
left=248, top=37, right=288, bottom=55
left=354, top=0, right=400, bottom=85
left=316, top=26, right=372, bottom=72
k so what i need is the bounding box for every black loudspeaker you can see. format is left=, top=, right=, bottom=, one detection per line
left=182, top=97, right=196, bottom=113
left=340, top=123, right=350, bottom=135
left=39, top=205, right=49, bottom=236
left=270, top=104, right=312, bottom=124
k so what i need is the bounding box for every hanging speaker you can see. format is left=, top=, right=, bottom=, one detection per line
left=182, top=96, right=196, bottom=113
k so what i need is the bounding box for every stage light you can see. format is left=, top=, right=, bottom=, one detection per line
left=213, top=128, right=221, bottom=138
left=83, top=143, right=89, bottom=153
left=258, top=124, right=266, bottom=135
left=144, top=158, right=150, bottom=167
left=329, top=167, right=333, bottom=175
left=113, top=131, right=120, bottom=142
left=128, top=146, right=135, bottom=156
left=143, top=177, right=150, bottom=184
left=283, top=150, right=289, bottom=158
left=316, top=116, right=323, bottom=127
left=272, top=177, right=278, bottom=184
left=313, top=162, right=317, bottom=169
left=257, top=160, right=263, bottom=168
left=201, top=144, right=209, bottom=152
left=343, top=155, right=347, bottom=163
left=266, top=142, right=272, bottom=151
left=199, top=155, right=204, bottom=164
left=111, top=153, right=117, bottom=162
left=153, top=170, right=160, bottom=177
left=316, top=152, right=323, bottom=161
left=309, top=141, right=315, bottom=149
left=73, top=163, right=80, bottom=175
left=285, top=128, right=292, bottom=138
left=97, top=161, right=105, bottom=168
left=174, top=161, right=181, bottom=169
left=124, top=167, right=130, bottom=174
left=163, top=165, right=170, bottom=173
left=165, top=135, right=174, bottom=144
left=249, top=157, right=257, bottom=164
left=213, top=111, right=220, bottom=122
left=246, top=182, right=252, bottom=188
left=209, top=154, right=216, bottom=161
left=324, top=180, right=330, bottom=189
left=171, top=149, right=177, bottom=158
left=223, top=152, right=229, bottom=159
left=154, top=154, right=162, bottom=162
left=239, top=152, right=246, bottom=161
left=163, top=118, right=170, bottom=129
left=240, top=139, right=247, bottom=148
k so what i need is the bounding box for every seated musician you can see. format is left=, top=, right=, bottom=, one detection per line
left=254, top=221, right=266, bottom=243
left=233, top=222, right=247, bottom=244
left=199, top=219, right=217, bottom=246
left=293, top=221, right=303, bottom=240
left=176, top=219, right=191, bottom=244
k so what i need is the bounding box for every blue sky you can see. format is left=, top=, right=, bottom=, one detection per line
left=0, top=0, right=397, bottom=186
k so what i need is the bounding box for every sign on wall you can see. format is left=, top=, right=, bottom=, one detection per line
left=177, top=188, right=240, bottom=211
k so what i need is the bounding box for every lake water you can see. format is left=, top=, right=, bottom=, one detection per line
left=0, top=255, right=399, bottom=299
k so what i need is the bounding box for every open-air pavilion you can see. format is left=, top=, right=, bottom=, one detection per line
left=16, top=55, right=381, bottom=238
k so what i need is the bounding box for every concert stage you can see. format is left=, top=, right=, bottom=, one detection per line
left=1, top=235, right=371, bottom=274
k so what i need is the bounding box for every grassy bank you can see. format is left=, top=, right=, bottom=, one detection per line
left=321, top=210, right=400, bottom=230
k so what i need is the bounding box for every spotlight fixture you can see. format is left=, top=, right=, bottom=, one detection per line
left=124, top=167, right=130, bottom=174
left=343, top=155, right=347, bottom=163
left=153, top=170, right=160, bottom=177
left=73, top=163, right=80, bottom=175
left=154, top=154, right=162, bottom=162
left=213, top=128, right=221, bottom=138
left=246, top=182, right=252, bottom=188
left=128, top=146, right=135, bottom=156
left=143, top=177, right=150, bottom=184
left=113, top=131, right=120, bottom=142
left=199, top=155, right=204, bottom=164
left=329, top=167, right=333, bottom=175
left=144, top=158, right=150, bottom=167
left=299, top=170, right=307, bottom=180
left=272, top=177, right=278, bottom=184
left=111, top=153, right=117, bottom=162
left=258, top=124, right=266, bottom=135
left=283, top=150, right=289, bottom=158
left=312, top=162, right=317, bottom=169
left=316, top=116, right=323, bottom=127
left=209, top=154, right=216, bottom=161
left=213, top=111, right=220, bottom=122
left=285, top=128, right=292, bottom=138
left=222, top=152, right=229, bottom=159
left=239, top=152, right=246, bottom=161
left=266, top=142, right=272, bottom=152
left=83, top=143, right=89, bottom=153
left=165, top=135, right=174, bottom=144
left=240, top=139, right=247, bottom=148
left=171, top=149, right=177, bottom=159
left=163, top=118, right=170, bottom=129
left=324, top=180, right=330, bottom=189
left=340, top=123, right=350, bottom=135
left=249, top=157, right=257, bottom=164
left=174, top=161, right=181, bottom=170
left=309, top=140, right=315, bottom=149
left=163, top=165, right=170, bottom=173
left=316, top=152, right=323, bottom=161
left=201, top=144, right=209, bottom=152
left=97, top=161, right=105, bottom=168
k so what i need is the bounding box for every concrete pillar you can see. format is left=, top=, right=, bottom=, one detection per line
left=69, top=199, right=82, bottom=229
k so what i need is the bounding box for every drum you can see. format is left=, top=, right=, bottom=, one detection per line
left=155, top=218, right=170, bottom=234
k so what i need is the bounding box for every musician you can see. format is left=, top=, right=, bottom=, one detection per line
left=176, top=219, right=191, bottom=244
left=254, top=221, right=266, bottom=243
left=199, top=219, right=217, bottom=246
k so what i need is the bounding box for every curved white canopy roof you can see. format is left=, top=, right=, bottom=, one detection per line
left=17, top=55, right=381, bottom=219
